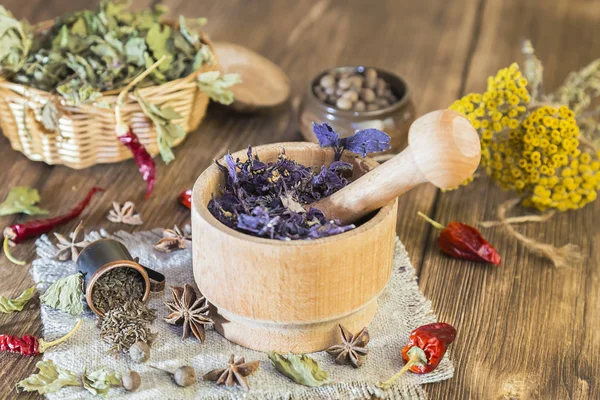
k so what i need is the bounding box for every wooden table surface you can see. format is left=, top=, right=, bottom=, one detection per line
left=1, top=0, right=598, bottom=399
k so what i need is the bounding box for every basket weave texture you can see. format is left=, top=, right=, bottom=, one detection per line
left=0, top=45, right=218, bottom=169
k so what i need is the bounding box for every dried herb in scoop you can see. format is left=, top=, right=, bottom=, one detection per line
left=208, top=123, right=390, bottom=240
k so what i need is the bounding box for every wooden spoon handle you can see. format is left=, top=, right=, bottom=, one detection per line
left=311, top=109, right=481, bottom=225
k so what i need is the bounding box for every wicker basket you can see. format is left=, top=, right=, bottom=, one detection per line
left=0, top=34, right=218, bottom=169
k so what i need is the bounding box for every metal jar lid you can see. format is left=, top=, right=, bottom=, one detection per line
left=77, top=238, right=165, bottom=317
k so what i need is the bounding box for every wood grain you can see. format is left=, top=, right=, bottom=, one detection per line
left=0, top=0, right=597, bottom=399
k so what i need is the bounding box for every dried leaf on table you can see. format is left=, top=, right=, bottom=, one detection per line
left=107, top=201, right=143, bottom=225
left=197, top=71, right=242, bottom=105
left=164, top=284, right=212, bottom=342
left=268, top=352, right=332, bottom=387
left=326, top=325, right=369, bottom=368
left=17, top=360, right=79, bottom=395
left=0, top=286, right=35, bottom=313
left=40, top=273, right=84, bottom=316
left=203, top=354, right=260, bottom=391
left=153, top=225, right=191, bottom=252
left=83, top=367, right=122, bottom=398
left=53, top=221, right=89, bottom=262
left=136, top=92, right=185, bottom=164
left=0, top=187, right=48, bottom=216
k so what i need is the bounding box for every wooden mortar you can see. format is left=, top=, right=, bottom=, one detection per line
left=192, top=109, right=480, bottom=352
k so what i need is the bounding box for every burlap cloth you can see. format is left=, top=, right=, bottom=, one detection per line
left=31, top=228, right=453, bottom=399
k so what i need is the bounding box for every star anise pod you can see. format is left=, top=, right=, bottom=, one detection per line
left=326, top=324, right=369, bottom=368
left=107, top=201, right=143, bottom=225
left=203, top=354, right=260, bottom=391
left=153, top=225, right=191, bottom=253
left=53, top=221, right=89, bottom=262
left=164, top=284, right=212, bottom=342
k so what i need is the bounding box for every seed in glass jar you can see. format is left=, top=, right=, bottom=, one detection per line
left=367, top=103, right=379, bottom=111
left=349, top=76, right=363, bottom=89
left=360, top=88, right=376, bottom=103
left=320, top=74, right=336, bottom=89
left=354, top=101, right=366, bottom=111
left=365, top=68, right=378, bottom=82
left=342, top=90, right=359, bottom=102
left=339, top=71, right=352, bottom=79
left=336, top=87, right=346, bottom=96
left=325, top=86, right=335, bottom=95
left=338, top=77, right=351, bottom=90
left=336, top=97, right=353, bottom=110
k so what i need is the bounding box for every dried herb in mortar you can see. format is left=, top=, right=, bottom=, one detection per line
left=208, top=123, right=390, bottom=240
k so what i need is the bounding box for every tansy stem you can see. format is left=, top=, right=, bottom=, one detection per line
left=378, top=352, right=421, bottom=389
left=417, top=211, right=445, bottom=230
left=39, top=319, right=82, bottom=353
left=115, top=55, right=167, bottom=133
left=3, top=236, right=25, bottom=266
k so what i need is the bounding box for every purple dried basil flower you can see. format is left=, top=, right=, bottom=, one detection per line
left=341, top=128, right=391, bottom=157
left=313, top=122, right=339, bottom=148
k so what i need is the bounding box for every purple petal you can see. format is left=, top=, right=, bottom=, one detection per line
left=312, top=122, right=339, bottom=148
left=340, top=128, right=391, bottom=157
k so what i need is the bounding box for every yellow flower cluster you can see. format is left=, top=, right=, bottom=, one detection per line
left=449, top=63, right=600, bottom=211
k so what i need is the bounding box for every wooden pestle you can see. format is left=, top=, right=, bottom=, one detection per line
left=310, top=109, right=481, bottom=225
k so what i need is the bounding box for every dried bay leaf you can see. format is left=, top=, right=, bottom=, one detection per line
left=268, top=352, right=332, bottom=387
left=40, top=273, right=84, bottom=316
left=0, top=187, right=48, bottom=216
left=0, top=286, right=36, bottom=313
left=83, top=367, right=122, bottom=398
left=17, top=360, right=79, bottom=395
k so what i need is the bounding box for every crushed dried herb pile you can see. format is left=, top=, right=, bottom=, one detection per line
left=208, top=123, right=391, bottom=240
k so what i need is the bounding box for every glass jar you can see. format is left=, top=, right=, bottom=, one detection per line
left=299, top=66, right=415, bottom=156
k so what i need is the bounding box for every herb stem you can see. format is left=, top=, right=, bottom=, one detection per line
left=3, top=236, right=25, bottom=265
left=115, top=55, right=166, bottom=133
left=378, top=352, right=421, bottom=389
left=417, top=211, right=446, bottom=230
left=38, top=319, right=82, bottom=352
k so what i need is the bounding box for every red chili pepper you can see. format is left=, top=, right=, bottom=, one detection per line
left=3, top=187, right=104, bottom=265
left=0, top=319, right=81, bottom=356
left=118, top=130, right=155, bottom=200
left=379, top=322, right=456, bottom=388
left=179, top=189, right=192, bottom=209
left=114, top=56, right=166, bottom=200
left=418, top=212, right=501, bottom=265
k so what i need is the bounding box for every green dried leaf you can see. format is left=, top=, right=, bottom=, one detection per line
left=0, top=286, right=36, bottom=313
left=146, top=22, right=173, bottom=72
left=83, top=367, right=122, bottom=398
left=136, top=91, right=184, bottom=164
left=197, top=71, right=241, bottom=105
left=179, top=15, right=206, bottom=47
left=40, top=273, right=84, bottom=316
left=56, top=79, right=102, bottom=106
left=36, top=101, right=60, bottom=131
left=193, top=44, right=215, bottom=70
left=125, top=37, right=147, bottom=67
left=268, top=352, right=332, bottom=387
left=0, top=187, right=48, bottom=216
left=17, top=360, right=79, bottom=395
left=0, top=6, right=32, bottom=75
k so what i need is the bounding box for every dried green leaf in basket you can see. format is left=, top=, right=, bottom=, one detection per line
left=197, top=71, right=242, bottom=105
left=17, top=360, right=79, bottom=395
left=83, top=367, right=122, bottom=398
left=136, top=91, right=185, bottom=164
left=0, top=2, right=216, bottom=105
left=0, top=187, right=48, bottom=216
left=40, top=273, right=84, bottom=316
left=0, top=286, right=35, bottom=313
left=268, top=352, right=332, bottom=387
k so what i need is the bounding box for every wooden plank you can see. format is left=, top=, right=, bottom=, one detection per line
left=421, top=0, right=600, bottom=398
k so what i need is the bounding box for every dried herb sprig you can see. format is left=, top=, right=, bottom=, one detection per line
left=17, top=360, right=79, bottom=395
left=0, top=187, right=47, bottom=216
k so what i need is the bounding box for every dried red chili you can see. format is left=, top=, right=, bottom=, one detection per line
left=418, top=212, right=501, bottom=265
left=379, top=322, right=456, bottom=388
left=3, top=187, right=104, bottom=265
left=114, top=56, right=166, bottom=200
left=179, top=189, right=192, bottom=209
left=0, top=319, right=81, bottom=356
